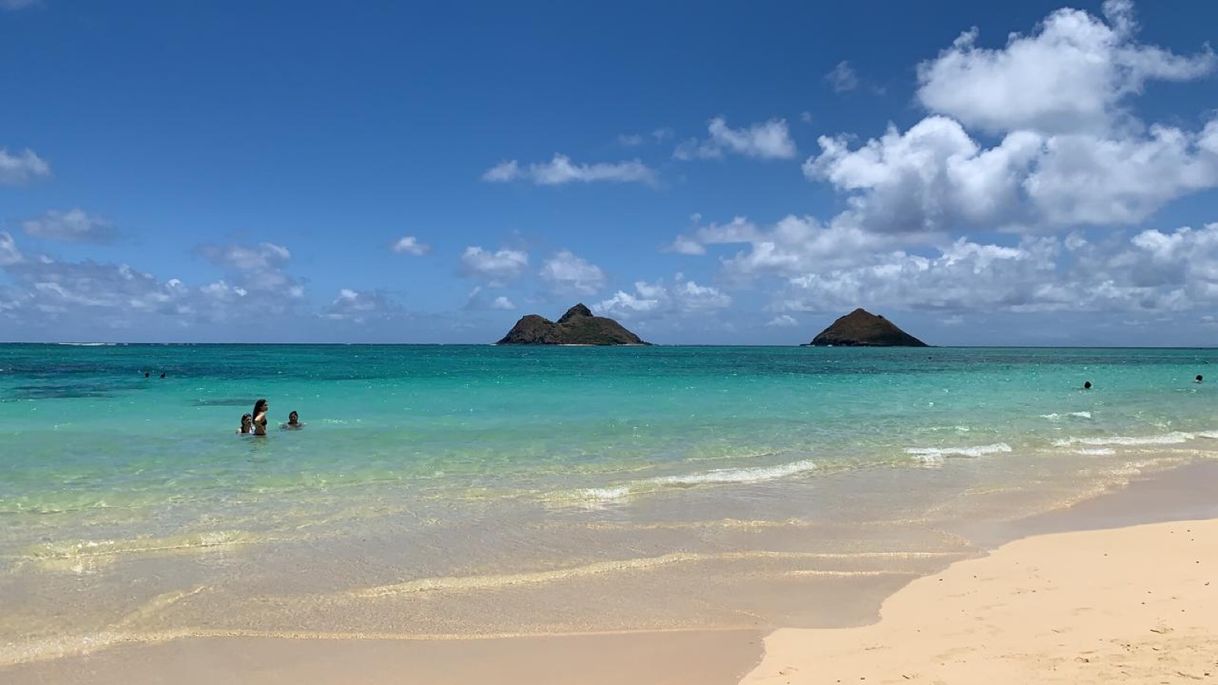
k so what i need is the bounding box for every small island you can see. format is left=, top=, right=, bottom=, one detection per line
left=807, top=308, right=928, bottom=347
left=496, top=303, right=648, bottom=345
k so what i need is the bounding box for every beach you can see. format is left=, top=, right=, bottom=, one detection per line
left=1, top=344, right=1216, bottom=682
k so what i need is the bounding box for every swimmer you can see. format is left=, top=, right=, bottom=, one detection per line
left=281, top=411, right=304, bottom=430
left=160, top=372, right=166, bottom=379
left=1196, top=374, right=1204, bottom=383
left=1083, top=381, right=1092, bottom=390
left=251, top=398, right=269, bottom=436
left=237, top=413, right=253, bottom=434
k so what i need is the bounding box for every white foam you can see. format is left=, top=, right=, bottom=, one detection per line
left=1040, top=411, right=1092, bottom=421
left=1053, top=432, right=1194, bottom=447
left=1197, top=431, right=1218, bottom=439
left=647, top=459, right=817, bottom=487
left=905, top=443, right=1012, bottom=460
left=1070, top=448, right=1117, bottom=456
left=576, top=486, right=630, bottom=502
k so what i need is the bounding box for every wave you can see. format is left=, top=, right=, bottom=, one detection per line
left=560, top=459, right=818, bottom=506
left=1070, top=448, right=1117, bottom=456
left=905, top=443, right=1012, bottom=463
left=1039, top=411, right=1092, bottom=421
left=647, top=459, right=817, bottom=486
left=1052, top=432, right=1194, bottom=447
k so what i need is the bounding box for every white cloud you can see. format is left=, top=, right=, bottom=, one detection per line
left=806, top=116, right=1044, bottom=233
left=766, top=314, right=799, bottom=328
left=617, top=133, right=645, bottom=146
left=391, top=235, right=430, bottom=255
left=805, top=114, right=1218, bottom=232
left=916, top=1, right=1215, bottom=134
left=768, top=223, right=1218, bottom=316
left=324, top=288, right=401, bottom=323
left=539, top=250, right=606, bottom=295
left=671, top=214, right=893, bottom=279
left=22, top=209, right=115, bottom=243
left=198, top=242, right=303, bottom=299
left=460, top=246, right=529, bottom=285
left=825, top=61, right=859, bottom=92
left=491, top=296, right=515, bottom=310
left=1026, top=122, right=1218, bottom=225
left=596, top=276, right=731, bottom=320
left=0, top=148, right=51, bottom=184
left=482, top=155, right=656, bottom=186
left=0, top=0, right=39, bottom=11
left=0, top=231, right=23, bottom=266
left=675, top=117, right=797, bottom=160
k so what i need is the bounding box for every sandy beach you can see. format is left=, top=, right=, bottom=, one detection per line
left=744, top=517, right=1218, bottom=684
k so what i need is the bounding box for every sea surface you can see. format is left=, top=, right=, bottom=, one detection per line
left=1, top=344, right=1216, bottom=665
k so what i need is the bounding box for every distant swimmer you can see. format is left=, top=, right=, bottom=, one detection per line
left=160, top=372, right=166, bottom=379
left=238, top=413, right=253, bottom=435
left=144, top=371, right=150, bottom=378
left=1083, top=381, right=1092, bottom=390
left=1196, top=374, right=1204, bottom=383
left=281, top=411, right=304, bottom=430
left=251, top=398, right=269, bottom=436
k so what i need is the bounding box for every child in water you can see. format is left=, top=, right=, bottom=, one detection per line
left=281, top=411, right=304, bottom=430
left=237, top=413, right=253, bottom=434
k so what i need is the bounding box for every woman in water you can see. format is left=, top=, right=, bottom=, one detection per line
left=251, top=399, right=269, bottom=436
left=237, top=413, right=253, bottom=434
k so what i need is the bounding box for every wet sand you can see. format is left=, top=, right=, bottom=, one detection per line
left=5, top=462, right=1218, bottom=684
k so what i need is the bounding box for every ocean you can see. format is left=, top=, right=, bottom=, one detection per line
left=1, top=344, right=1216, bottom=664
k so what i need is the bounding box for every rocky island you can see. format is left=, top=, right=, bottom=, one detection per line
left=496, top=304, right=648, bottom=345
left=808, top=308, right=928, bottom=347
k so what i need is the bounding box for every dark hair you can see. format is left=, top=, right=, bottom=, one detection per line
left=289, top=411, right=298, bottom=419
left=241, top=413, right=252, bottom=422
left=1197, top=374, right=1204, bottom=382
left=1083, top=381, right=1092, bottom=389
left=253, top=399, right=268, bottom=415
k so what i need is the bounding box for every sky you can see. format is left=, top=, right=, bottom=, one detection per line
left=1, top=0, right=1218, bottom=345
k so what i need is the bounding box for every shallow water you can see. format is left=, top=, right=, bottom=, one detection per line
left=1, top=344, right=1216, bottom=664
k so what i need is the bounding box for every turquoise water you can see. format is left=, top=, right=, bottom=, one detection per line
left=1, top=344, right=1217, bottom=662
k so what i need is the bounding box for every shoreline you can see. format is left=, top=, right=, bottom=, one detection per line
left=5, top=460, right=1217, bottom=684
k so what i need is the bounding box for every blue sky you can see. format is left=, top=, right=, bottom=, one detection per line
left=2, top=0, right=1218, bottom=344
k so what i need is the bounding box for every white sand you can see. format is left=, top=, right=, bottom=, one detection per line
left=742, top=518, right=1218, bottom=684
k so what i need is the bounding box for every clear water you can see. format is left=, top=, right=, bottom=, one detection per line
left=1, top=344, right=1216, bottom=663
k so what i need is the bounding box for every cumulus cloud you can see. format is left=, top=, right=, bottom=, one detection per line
left=767, top=314, right=799, bottom=328
left=460, top=246, right=529, bottom=285
left=670, top=214, right=893, bottom=278
left=539, top=250, right=606, bottom=295
left=0, top=148, right=51, bottom=184
left=197, top=242, right=304, bottom=300
left=805, top=114, right=1218, bottom=232
left=22, top=209, right=116, bottom=243
left=916, top=0, right=1215, bottom=134
left=674, top=117, right=797, bottom=160
left=323, top=288, right=401, bottom=323
left=596, top=275, right=731, bottom=320
left=492, top=295, right=515, bottom=310
left=482, top=155, right=656, bottom=186
left=825, top=61, right=859, bottom=92
left=770, top=223, right=1218, bottom=316
left=391, top=235, right=430, bottom=255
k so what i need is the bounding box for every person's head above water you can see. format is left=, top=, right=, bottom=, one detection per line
left=289, top=411, right=299, bottom=425
left=1196, top=374, right=1204, bottom=383
left=239, top=413, right=253, bottom=434
left=1083, top=381, right=1092, bottom=390
left=253, top=399, right=268, bottom=416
